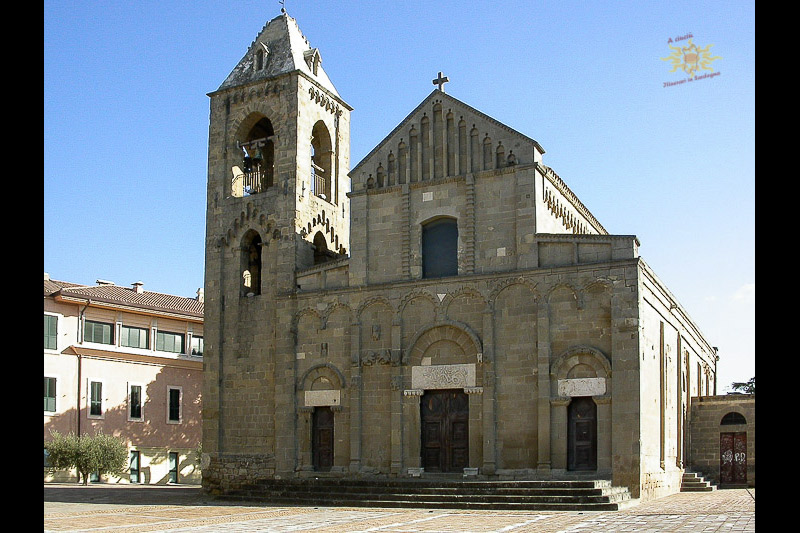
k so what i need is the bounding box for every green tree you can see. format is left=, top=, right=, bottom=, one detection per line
left=730, top=376, right=755, bottom=394
left=46, top=431, right=128, bottom=485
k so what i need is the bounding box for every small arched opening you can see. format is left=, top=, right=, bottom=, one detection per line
left=311, top=121, right=334, bottom=202
left=240, top=230, right=262, bottom=296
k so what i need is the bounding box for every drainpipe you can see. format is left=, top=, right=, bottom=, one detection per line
left=76, top=301, right=90, bottom=437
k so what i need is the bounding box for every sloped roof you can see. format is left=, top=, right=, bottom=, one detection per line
left=44, top=278, right=86, bottom=296
left=351, top=89, right=546, bottom=175
left=46, top=277, right=203, bottom=319
left=215, top=11, right=341, bottom=98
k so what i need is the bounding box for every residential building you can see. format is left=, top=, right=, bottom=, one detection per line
left=44, top=273, right=204, bottom=484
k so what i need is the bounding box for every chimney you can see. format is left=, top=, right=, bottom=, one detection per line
left=196, top=288, right=204, bottom=303
left=96, top=279, right=114, bottom=286
left=44, top=272, right=50, bottom=281
left=132, top=281, right=144, bottom=294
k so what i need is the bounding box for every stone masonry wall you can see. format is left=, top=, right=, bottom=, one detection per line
left=689, top=395, right=755, bottom=487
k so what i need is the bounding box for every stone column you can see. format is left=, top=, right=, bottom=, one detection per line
left=481, top=308, right=496, bottom=475
left=467, top=386, right=485, bottom=471
left=401, top=385, right=421, bottom=473
left=550, top=397, right=570, bottom=471
left=297, top=406, right=313, bottom=471
left=349, top=374, right=362, bottom=473
left=595, top=394, right=612, bottom=474
left=537, top=298, right=552, bottom=474
left=390, top=320, right=404, bottom=474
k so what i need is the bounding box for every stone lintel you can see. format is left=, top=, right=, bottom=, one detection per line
left=557, top=377, right=606, bottom=397
left=304, top=389, right=341, bottom=407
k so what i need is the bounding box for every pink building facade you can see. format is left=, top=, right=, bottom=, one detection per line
left=44, top=273, right=204, bottom=484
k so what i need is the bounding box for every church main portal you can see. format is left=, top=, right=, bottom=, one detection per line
left=420, top=390, right=469, bottom=472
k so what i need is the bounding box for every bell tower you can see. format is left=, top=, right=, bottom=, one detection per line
left=201, top=10, right=351, bottom=484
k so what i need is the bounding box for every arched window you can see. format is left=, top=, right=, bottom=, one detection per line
left=241, top=231, right=262, bottom=296
left=422, top=217, right=458, bottom=278
left=721, top=412, right=747, bottom=425
left=313, top=231, right=330, bottom=265
left=240, top=117, right=275, bottom=194
left=311, top=121, right=333, bottom=202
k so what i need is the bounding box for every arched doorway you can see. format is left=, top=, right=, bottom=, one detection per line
left=720, top=412, right=747, bottom=485
left=567, top=397, right=597, bottom=471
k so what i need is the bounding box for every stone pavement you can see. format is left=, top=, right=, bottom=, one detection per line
left=43, top=484, right=755, bottom=532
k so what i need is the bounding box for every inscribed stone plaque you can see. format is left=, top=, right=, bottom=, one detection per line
left=411, top=363, right=476, bottom=390
left=304, top=390, right=341, bottom=407
left=558, top=377, right=606, bottom=397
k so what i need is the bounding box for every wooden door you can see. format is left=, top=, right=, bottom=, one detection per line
left=421, top=390, right=469, bottom=472
left=720, top=432, right=747, bottom=485
left=568, top=397, right=597, bottom=471
left=312, top=406, right=334, bottom=471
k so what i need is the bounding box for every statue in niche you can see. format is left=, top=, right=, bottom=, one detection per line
left=372, top=324, right=381, bottom=341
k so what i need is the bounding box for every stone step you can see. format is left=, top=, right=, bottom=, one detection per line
left=233, top=489, right=631, bottom=504
left=222, top=497, right=632, bottom=511
left=680, top=472, right=717, bottom=492
left=217, top=478, right=635, bottom=511
left=251, top=478, right=614, bottom=490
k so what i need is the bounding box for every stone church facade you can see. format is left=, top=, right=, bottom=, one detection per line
left=201, top=12, right=718, bottom=502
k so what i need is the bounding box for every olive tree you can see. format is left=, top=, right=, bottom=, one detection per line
left=46, top=431, right=128, bottom=485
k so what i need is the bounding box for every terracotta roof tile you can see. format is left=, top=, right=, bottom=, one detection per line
left=45, top=278, right=203, bottom=317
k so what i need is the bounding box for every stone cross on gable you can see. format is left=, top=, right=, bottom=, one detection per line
left=432, top=71, right=450, bottom=92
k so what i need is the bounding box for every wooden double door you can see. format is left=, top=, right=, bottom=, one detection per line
left=421, top=390, right=469, bottom=472
left=720, top=432, right=747, bottom=485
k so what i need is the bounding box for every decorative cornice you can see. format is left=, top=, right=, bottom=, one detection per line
left=537, top=162, right=607, bottom=235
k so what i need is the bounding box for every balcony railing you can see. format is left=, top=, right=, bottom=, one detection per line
left=232, top=167, right=274, bottom=197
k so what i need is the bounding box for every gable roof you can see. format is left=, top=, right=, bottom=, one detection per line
left=215, top=11, right=341, bottom=98
left=351, top=89, right=546, bottom=175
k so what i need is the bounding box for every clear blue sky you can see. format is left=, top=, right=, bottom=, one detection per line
left=44, top=0, right=754, bottom=391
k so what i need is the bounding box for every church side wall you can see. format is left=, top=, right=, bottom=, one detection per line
left=635, top=264, right=718, bottom=501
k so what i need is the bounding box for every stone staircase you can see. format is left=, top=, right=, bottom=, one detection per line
left=680, top=471, right=717, bottom=492
left=215, top=477, right=637, bottom=511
